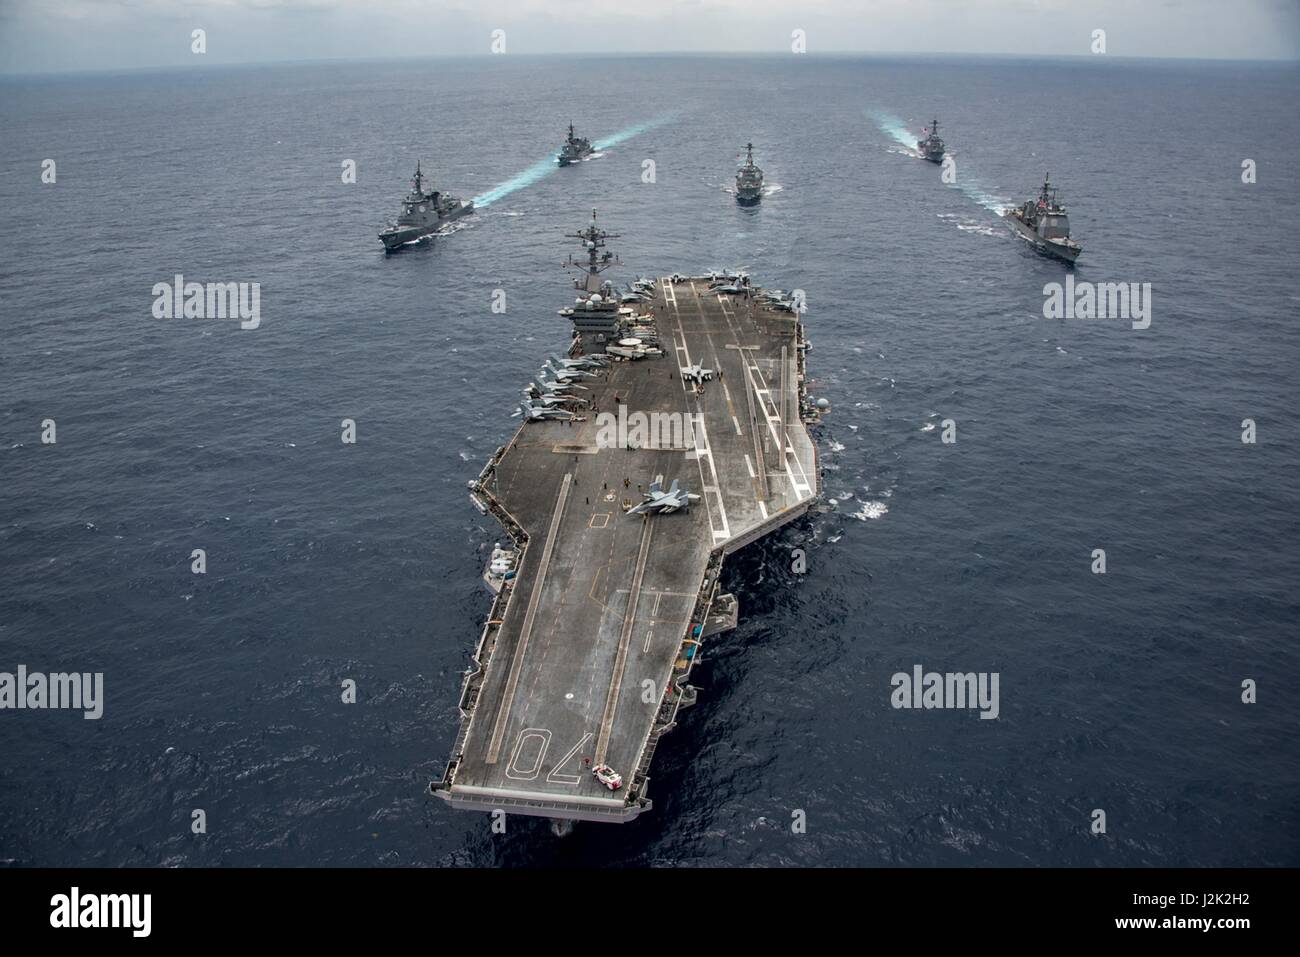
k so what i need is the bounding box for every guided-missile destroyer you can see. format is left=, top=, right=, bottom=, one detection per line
left=1004, top=173, right=1082, bottom=264
left=432, top=211, right=824, bottom=824
left=378, top=161, right=473, bottom=252
left=735, top=142, right=764, bottom=205
left=558, top=123, right=595, bottom=166
left=916, top=119, right=945, bottom=163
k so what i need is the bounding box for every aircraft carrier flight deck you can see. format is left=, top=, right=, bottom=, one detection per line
left=433, top=221, right=822, bottom=824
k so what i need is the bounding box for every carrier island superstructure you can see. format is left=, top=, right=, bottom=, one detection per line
left=432, top=211, right=823, bottom=824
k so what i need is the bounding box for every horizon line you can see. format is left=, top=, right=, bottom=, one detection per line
left=3, top=48, right=1298, bottom=80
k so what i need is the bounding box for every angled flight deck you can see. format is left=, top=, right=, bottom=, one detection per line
left=433, top=217, right=821, bottom=823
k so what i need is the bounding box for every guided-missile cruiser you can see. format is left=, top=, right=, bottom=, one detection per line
left=735, top=142, right=764, bottom=205
left=378, top=161, right=473, bottom=252
left=558, top=123, right=595, bottom=166
left=432, top=210, right=825, bottom=825
left=1004, top=173, right=1082, bottom=264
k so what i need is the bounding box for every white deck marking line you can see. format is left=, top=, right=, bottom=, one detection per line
left=594, top=516, right=654, bottom=764
left=748, top=357, right=814, bottom=499
left=677, top=338, right=692, bottom=367
left=732, top=415, right=742, bottom=436
left=545, top=732, right=592, bottom=786
left=684, top=283, right=747, bottom=538
left=744, top=454, right=756, bottom=478
left=759, top=501, right=769, bottom=519
left=642, top=593, right=662, bottom=654
left=746, top=356, right=813, bottom=501
left=668, top=320, right=721, bottom=541
left=691, top=413, right=729, bottom=541
left=670, top=285, right=729, bottom=542
left=486, top=473, right=573, bottom=764
left=740, top=350, right=769, bottom=503
left=710, top=289, right=811, bottom=508
left=504, top=727, right=551, bottom=781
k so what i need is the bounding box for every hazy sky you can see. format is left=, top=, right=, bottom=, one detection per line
left=1, top=0, right=1297, bottom=75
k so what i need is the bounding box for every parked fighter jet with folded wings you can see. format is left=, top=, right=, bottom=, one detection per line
left=543, top=359, right=598, bottom=382
left=548, top=352, right=608, bottom=370
left=536, top=372, right=588, bottom=393
left=515, top=399, right=574, bottom=421
left=524, top=388, right=588, bottom=408
left=760, top=289, right=800, bottom=312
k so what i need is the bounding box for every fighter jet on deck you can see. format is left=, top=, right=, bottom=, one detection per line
left=761, top=290, right=800, bottom=312
left=548, top=352, right=608, bottom=370
left=712, top=278, right=752, bottom=295
left=680, top=363, right=715, bottom=385
left=626, top=477, right=700, bottom=515
left=543, top=359, right=598, bottom=382
left=515, top=399, right=574, bottom=421
left=536, top=372, right=588, bottom=394
left=524, top=388, right=588, bottom=409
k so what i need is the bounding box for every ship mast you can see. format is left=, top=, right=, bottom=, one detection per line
left=566, top=208, right=620, bottom=294
left=1038, top=173, right=1064, bottom=211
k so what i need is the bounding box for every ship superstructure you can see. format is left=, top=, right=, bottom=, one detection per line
left=1004, top=173, right=1082, bottom=263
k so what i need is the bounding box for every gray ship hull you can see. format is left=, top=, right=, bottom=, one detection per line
left=1004, top=214, right=1081, bottom=264
left=379, top=201, right=473, bottom=252
left=736, top=187, right=762, bottom=206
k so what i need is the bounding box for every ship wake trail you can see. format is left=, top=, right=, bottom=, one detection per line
left=472, top=155, right=556, bottom=208
left=592, top=113, right=674, bottom=151
left=473, top=115, right=675, bottom=209
left=955, top=180, right=1014, bottom=216
left=868, top=109, right=1012, bottom=216
left=869, top=109, right=920, bottom=153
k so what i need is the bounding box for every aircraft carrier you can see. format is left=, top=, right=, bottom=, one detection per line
left=432, top=212, right=822, bottom=824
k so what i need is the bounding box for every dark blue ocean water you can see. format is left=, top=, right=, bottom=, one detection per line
left=1, top=54, right=1297, bottom=867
